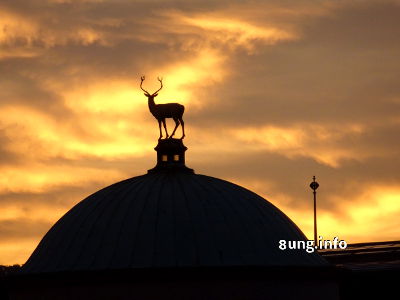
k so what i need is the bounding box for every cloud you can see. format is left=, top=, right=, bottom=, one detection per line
left=0, top=139, right=20, bottom=166
left=0, top=219, right=51, bottom=242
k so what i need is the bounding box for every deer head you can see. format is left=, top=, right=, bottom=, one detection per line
left=140, top=76, right=163, bottom=98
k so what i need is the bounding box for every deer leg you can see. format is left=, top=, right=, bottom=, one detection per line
left=162, top=119, right=169, bottom=138
left=170, top=118, right=180, bottom=138
left=158, top=120, right=162, bottom=140
left=180, top=118, right=185, bottom=139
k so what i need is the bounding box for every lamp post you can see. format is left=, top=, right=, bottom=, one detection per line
left=309, top=176, right=319, bottom=244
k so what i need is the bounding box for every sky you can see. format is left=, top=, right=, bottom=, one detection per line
left=1, top=0, right=400, bottom=265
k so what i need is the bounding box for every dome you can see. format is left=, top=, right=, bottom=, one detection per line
left=23, top=139, right=327, bottom=273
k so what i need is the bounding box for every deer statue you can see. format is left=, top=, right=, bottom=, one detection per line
left=140, top=76, right=185, bottom=140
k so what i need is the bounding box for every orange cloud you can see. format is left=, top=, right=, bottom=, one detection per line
left=233, top=124, right=367, bottom=167
left=0, top=239, right=39, bottom=265
left=263, top=184, right=400, bottom=244
left=154, top=10, right=298, bottom=54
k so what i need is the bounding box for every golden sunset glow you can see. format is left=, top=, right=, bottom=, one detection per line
left=269, top=186, right=400, bottom=243
left=234, top=124, right=368, bottom=167
left=1, top=0, right=399, bottom=265
left=179, top=15, right=297, bottom=51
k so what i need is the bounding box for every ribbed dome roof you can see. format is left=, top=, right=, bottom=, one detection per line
left=24, top=170, right=326, bottom=273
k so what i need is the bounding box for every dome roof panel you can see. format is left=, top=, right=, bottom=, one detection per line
left=23, top=172, right=327, bottom=273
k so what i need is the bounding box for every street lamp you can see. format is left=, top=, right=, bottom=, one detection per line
left=309, top=176, right=319, bottom=244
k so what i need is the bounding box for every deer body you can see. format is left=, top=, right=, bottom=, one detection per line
left=141, top=76, right=185, bottom=140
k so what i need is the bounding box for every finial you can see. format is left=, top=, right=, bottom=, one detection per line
left=310, top=176, right=319, bottom=191
left=147, top=138, right=193, bottom=174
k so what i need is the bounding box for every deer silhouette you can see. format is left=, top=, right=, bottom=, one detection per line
left=140, top=76, right=185, bottom=140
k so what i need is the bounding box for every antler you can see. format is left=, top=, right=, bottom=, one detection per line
left=140, top=75, right=150, bottom=94
left=152, top=77, right=163, bottom=95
